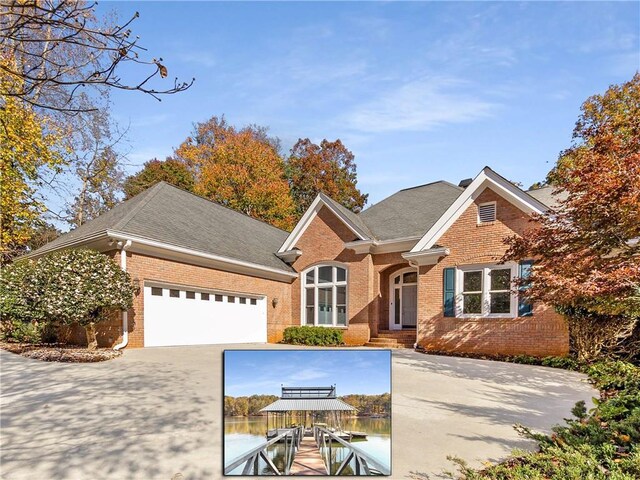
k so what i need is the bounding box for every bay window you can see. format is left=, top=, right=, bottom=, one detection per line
left=302, top=265, right=347, bottom=327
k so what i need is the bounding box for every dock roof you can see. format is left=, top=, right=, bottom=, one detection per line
left=259, top=398, right=356, bottom=412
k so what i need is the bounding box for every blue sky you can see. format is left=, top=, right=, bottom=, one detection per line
left=101, top=1, right=639, bottom=205
left=223, top=350, right=391, bottom=397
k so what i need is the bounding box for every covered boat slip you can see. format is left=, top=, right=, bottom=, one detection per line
left=224, top=386, right=389, bottom=475
left=261, top=386, right=361, bottom=440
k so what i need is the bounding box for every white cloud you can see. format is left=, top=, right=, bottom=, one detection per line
left=130, top=114, right=170, bottom=128
left=176, top=51, right=216, bottom=68
left=286, top=368, right=330, bottom=382
left=344, top=76, right=496, bottom=133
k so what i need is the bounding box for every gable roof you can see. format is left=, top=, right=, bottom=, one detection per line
left=359, top=181, right=464, bottom=241
left=28, top=182, right=294, bottom=274
left=277, top=192, right=373, bottom=253
left=410, top=167, right=549, bottom=253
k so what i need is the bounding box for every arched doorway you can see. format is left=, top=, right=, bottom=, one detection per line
left=389, top=268, right=418, bottom=330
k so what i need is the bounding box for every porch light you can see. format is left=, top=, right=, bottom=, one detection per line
left=272, top=297, right=279, bottom=308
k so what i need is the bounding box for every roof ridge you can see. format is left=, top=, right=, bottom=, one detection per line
left=151, top=181, right=292, bottom=235
left=115, top=182, right=167, bottom=232
left=398, top=180, right=462, bottom=192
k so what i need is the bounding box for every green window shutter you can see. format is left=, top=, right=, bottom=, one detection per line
left=443, top=267, right=456, bottom=317
left=518, top=260, right=534, bottom=317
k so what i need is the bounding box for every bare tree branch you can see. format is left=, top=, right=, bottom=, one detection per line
left=1, top=0, right=194, bottom=113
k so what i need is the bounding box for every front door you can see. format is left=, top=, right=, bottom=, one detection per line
left=390, top=269, right=418, bottom=330
left=402, top=285, right=417, bottom=327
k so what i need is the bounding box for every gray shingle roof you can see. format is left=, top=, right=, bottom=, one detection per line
left=358, top=181, right=464, bottom=241
left=318, top=193, right=373, bottom=239
left=260, top=398, right=356, bottom=412
left=526, top=186, right=567, bottom=209
left=30, top=182, right=293, bottom=272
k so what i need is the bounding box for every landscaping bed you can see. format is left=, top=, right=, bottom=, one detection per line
left=415, top=348, right=581, bottom=370
left=0, top=342, right=122, bottom=363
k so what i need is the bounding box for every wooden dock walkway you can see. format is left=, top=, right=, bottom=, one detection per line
left=288, top=436, right=327, bottom=475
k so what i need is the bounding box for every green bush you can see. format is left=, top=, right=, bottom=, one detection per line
left=508, top=355, right=580, bottom=371
left=540, top=356, right=580, bottom=371
left=0, top=259, right=47, bottom=323
left=0, top=320, right=43, bottom=343
left=0, top=249, right=134, bottom=348
left=282, top=326, right=344, bottom=346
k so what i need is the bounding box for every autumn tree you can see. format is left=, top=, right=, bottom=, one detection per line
left=286, top=138, right=368, bottom=219
left=1, top=0, right=193, bottom=113
left=0, top=65, right=64, bottom=262
left=174, top=116, right=296, bottom=230
left=504, top=74, right=640, bottom=361
left=123, top=158, right=195, bottom=199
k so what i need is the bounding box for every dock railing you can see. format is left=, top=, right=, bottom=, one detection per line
left=314, top=426, right=390, bottom=476
left=224, top=426, right=303, bottom=475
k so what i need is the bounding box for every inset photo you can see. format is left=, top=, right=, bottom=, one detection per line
left=223, top=350, right=391, bottom=476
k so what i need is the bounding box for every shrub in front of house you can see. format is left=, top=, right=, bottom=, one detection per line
left=282, top=326, right=344, bottom=346
left=0, top=320, right=44, bottom=344
left=0, top=249, right=135, bottom=350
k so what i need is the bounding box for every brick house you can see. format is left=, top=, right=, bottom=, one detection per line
left=27, top=166, right=569, bottom=356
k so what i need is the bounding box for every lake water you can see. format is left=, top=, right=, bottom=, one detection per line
left=224, top=417, right=391, bottom=475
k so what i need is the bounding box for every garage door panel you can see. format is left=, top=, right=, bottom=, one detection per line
left=143, top=285, right=267, bottom=347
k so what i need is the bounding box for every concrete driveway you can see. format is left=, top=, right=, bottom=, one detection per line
left=0, top=345, right=596, bottom=479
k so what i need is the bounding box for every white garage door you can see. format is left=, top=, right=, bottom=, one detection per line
left=143, top=284, right=267, bottom=347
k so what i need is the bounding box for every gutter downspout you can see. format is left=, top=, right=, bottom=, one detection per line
left=113, top=240, right=132, bottom=351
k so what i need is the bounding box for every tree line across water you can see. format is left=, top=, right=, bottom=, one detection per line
left=224, top=393, right=391, bottom=417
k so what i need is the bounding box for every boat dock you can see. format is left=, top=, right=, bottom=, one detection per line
left=288, top=435, right=326, bottom=475
left=224, top=425, right=389, bottom=476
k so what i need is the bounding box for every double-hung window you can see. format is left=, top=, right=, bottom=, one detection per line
left=302, top=265, right=347, bottom=327
left=457, top=264, right=517, bottom=317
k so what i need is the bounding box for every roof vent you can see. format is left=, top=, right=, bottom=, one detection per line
left=478, top=202, right=497, bottom=223
left=458, top=178, right=473, bottom=188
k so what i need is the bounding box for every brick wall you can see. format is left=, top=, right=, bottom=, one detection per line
left=290, top=207, right=372, bottom=345
left=92, top=251, right=293, bottom=348
left=416, top=187, right=569, bottom=356
left=290, top=207, right=411, bottom=345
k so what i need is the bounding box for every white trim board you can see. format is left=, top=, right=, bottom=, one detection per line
left=411, top=167, right=548, bottom=253
left=278, top=194, right=370, bottom=253
left=106, top=230, right=298, bottom=282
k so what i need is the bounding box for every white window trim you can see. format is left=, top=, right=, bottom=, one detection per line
left=455, top=263, right=517, bottom=318
left=301, top=264, right=348, bottom=328
left=477, top=201, right=497, bottom=224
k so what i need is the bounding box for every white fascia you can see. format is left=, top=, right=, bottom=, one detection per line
left=410, top=167, right=549, bottom=253
left=106, top=230, right=298, bottom=282
left=344, top=236, right=422, bottom=255
left=18, top=231, right=110, bottom=260
left=402, top=247, right=450, bottom=267
left=275, top=248, right=303, bottom=263
left=278, top=195, right=369, bottom=254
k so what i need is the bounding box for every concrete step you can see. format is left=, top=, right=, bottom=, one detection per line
left=376, top=333, right=416, bottom=340
left=368, top=338, right=399, bottom=344
left=363, top=342, right=403, bottom=348
left=363, top=341, right=413, bottom=349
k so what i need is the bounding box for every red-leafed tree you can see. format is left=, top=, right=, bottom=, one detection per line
left=286, top=138, right=368, bottom=219
left=504, top=74, right=640, bottom=361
